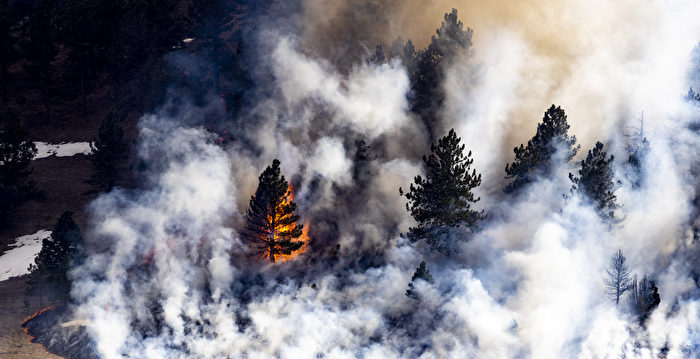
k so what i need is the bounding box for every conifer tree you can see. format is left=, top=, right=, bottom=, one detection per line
left=406, top=261, right=434, bottom=299
left=603, top=250, right=631, bottom=306
left=400, top=129, right=485, bottom=254
left=627, top=274, right=660, bottom=323
left=89, top=108, right=126, bottom=192
left=244, top=159, right=304, bottom=263
left=27, top=211, right=85, bottom=301
left=410, top=9, right=473, bottom=141
left=0, top=107, right=38, bottom=227
left=569, top=142, right=620, bottom=221
left=504, top=105, right=579, bottom=193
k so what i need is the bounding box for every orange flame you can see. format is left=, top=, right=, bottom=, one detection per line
left=22, top=304, right=66, bottom=358
left=265, top=185, right=308, bottom=262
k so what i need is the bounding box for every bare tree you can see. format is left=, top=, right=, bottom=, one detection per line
left=604, top=250, right=631, bottom=306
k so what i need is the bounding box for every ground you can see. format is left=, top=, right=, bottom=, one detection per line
left=0, top=277, right=63, bottom=359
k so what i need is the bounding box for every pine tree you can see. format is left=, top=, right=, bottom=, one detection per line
left=603, top=250, right=631, bottom=306
left=27, top=211, right=84, bottom=301
left=406, top=261, right=434, bottom=299
left=504, top=105, right=579, bottom=193
left=569, top=142, right=620, bottom=221
left=409, top=9, right=473, bottom=141
left=400, top=129, right=485, bottom=254
left=0, top=107, right=38, bottom=227
left=89, top=108, right=126, bottom=192
left=244, top=159, right=305, bottom=263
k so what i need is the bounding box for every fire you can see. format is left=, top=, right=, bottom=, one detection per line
left=22, top=304, right=65, bottom=358
left=265, top=185, right=309, bottom=262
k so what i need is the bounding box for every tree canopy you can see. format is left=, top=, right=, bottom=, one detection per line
left=27, top=211, right=85, bottom=300
left=569, top=141, right=620, bottom=221
left=400, top=129, right=484, bottom=254
left=406, top=261, right=434, bottom=299
left=244, top=159, right=305, bottom=263
left=89, top=108, right=126, bottom=192
left=505, top=105, right=579, bottom=193
left=604, top=250, right=631, bottom=306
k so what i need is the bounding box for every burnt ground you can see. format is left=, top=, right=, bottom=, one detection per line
left=0, top=277, right=63, bottom=359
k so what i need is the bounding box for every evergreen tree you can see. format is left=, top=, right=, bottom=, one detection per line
left=406, top=261, right=434, bottom=299
left=400, top=129, right=485, bottom=254
left=27, top=211, right=85, bottom=301
left=627, top=274, right=660, bottom=323
left=244, top=159, right=305, bottom=263
left=89, top=108, right=126, bottom=192
left=0, top=107, right=38, bottom=227
left=603, top=250, right=631, bottom=306
left=504, top=105, right=579, bottom=193
left=409, top=9, right=473, bottom=141
left=569, top=142, right=620, bottom=221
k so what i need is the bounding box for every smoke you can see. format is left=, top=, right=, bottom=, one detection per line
left=60, top=0, right=700, bottom=358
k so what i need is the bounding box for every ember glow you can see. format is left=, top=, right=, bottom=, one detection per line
left=264, top=186, right=309, bottom=262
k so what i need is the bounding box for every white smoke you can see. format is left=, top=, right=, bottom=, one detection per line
left=64, top=1, right=700, bottom=358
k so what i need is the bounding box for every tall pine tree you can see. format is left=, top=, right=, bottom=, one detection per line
left=27, top=211, right=85, bottom=302
left=504, top=105, right=579, bottom=193
left=400, top=129, right=484, bottom=254
left=244, top=159, right=304, bottom=263
left=89, top=108, right=126, bottom=192
left=569, top=141, right=620, bottom=221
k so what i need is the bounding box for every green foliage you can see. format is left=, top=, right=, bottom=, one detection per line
left=89, top=108, right=126, bottom=192
left=0, top=107, right=38, bottom=227
left=569, top=142, right=620, bottom=221
left=394, top=9, right=473, bottom=140
left=505, top=105, right=579, bottom=193
left=400, top=129, right=484, bottom=254
left=405, top=261, right=434, bottom=299
left=27, top=211, right=85, bottom=300
left=244, top=159, right=304, bottom=263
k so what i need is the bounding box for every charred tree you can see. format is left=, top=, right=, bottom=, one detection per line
left=603, top=250, right=632, bottom=306
left=569, top=141, right=620, bottom=221
left=244, top=159, right=304, bottom=263
left=627, top=274, right=660, bottom=324
left=400, top=129, right=485, bottom=254
left=504, top=105, right=579, bottom=193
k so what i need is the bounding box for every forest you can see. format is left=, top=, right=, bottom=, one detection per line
left=1, top=0, right=700, bottom=358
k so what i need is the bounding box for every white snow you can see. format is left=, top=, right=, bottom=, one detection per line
left=34, top=141, right=92, bottom=159
left=0, top=229, right=51, bottom=281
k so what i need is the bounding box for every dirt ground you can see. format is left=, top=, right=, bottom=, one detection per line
left=0, top=277, right=63, bottom=359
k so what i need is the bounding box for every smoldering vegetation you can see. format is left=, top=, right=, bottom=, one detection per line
left=22, top=0, right=700, bottom=358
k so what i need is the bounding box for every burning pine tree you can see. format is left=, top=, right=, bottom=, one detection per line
left=244, top=159, right=305, bottom=263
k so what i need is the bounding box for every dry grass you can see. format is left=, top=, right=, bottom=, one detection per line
left=0, top=277, right=63, bottom=359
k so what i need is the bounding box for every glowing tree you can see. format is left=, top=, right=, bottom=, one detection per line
left=244, top=159, right=304, bottom=263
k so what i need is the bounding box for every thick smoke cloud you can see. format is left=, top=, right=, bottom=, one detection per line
left=63, top=0, right=700, bottom=358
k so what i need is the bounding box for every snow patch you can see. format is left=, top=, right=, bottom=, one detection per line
left=0, top=229, right=51, bottom=281
left=34, top=142, right=92, bottom=159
